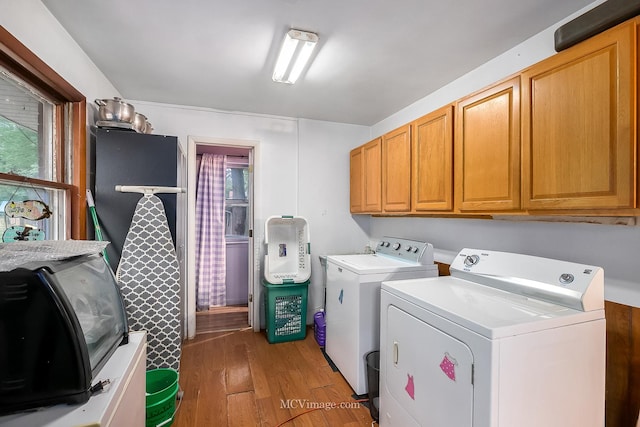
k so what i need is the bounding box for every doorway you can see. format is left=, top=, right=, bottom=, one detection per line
left=186, top=137, right=258, bottom=338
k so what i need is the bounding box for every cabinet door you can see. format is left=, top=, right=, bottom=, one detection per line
left=350, top=147, right=364, bottom=213
left=455, top=76, right=521, bottom=212
left=412, top=105, right=454, bottom=212
left=363, top=138, right=382, bottom=212
left=383, top=125, right=412, bottom=212
left=521, top=20, right=635, bottom=210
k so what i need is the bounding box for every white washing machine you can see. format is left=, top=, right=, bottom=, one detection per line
left=325, top=237, right=439, bottom=395
left=379, top=248, right=606, bottom=427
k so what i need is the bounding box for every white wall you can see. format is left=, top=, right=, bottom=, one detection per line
left=133, top=101, right=370, bottom=328
left=368, top=0, right=640, bottom=307
left=369, top=217, right=640, bottom=306
left=0, top=0, right=120, bottom=117
left=371, top=0, right=607, bottom=136
left=298, top=118, right=371, bottom=317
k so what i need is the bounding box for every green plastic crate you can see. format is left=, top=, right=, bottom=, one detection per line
left=263, top=280, right=309, bottom=343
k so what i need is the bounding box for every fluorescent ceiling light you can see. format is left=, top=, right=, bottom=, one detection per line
left=272, top=29, right=319, bottom=84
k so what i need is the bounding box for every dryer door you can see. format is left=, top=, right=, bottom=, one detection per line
left=385, top=305, right=474, bottom=426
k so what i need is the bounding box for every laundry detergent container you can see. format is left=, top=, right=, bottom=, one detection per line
left=263, top=216, right=310, bottom=284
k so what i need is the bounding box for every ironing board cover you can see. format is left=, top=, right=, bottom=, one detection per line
left=117, top=194, right=181, bottom=371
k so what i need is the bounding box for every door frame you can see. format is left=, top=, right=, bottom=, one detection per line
left=186, top=135, right=260, bottom=338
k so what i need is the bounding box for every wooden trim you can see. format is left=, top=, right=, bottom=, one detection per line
left=54, top=104, right=64, bottom=182
left=604, top=301, right=640, bottom=427
left=0, top=26, right=83, bottom=101
left=70, top=100, right=87, bottom=239
left=0, top=172, right=74, bottom=191
left=435, top=262, right=450, bottom=276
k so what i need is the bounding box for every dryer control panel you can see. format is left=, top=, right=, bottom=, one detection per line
left=450, top=248, right=604, bottom=312
left=376, top=237, right=434, bottom=265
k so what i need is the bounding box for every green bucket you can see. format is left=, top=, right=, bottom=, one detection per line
left=146, top=368, right=179, bottom=427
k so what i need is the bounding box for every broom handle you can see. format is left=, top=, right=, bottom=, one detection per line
left=86, top=190, right=109, bottom=263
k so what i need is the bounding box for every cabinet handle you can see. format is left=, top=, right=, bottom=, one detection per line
left=393, top=341, right=399, bottom=365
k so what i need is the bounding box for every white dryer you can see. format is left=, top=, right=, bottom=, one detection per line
left=379, top=248, right=606, bottom=427
left=325, top=237, right=439, bottom=395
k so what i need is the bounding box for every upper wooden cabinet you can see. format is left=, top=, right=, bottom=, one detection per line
left=362, top=138, right=383, bottom=212
left=521, top=19, right=636, bottom=210
left=382, top=125, right=412, bottom=212
left=349, top=17, right=640, bottom=218
left=349, top=147, right=364, bottom=213
left=350, top=138, right=383, bottom=213
left=455, top=76, right=521, bottom=212
left=411, top=105, right=454, bottom=212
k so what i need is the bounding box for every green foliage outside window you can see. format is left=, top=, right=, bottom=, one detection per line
left=0, top=116, right=40, bottom=236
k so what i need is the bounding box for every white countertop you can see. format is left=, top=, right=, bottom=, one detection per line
left=0, top=331, right=146, bottom=427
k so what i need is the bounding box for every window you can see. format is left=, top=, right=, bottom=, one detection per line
left=0, top=68, right=65, bottom=240
left=225, top=157, right=249, bottom=238
left=0, top=26, right=86, bottom=241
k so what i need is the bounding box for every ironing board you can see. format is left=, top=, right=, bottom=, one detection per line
left=117, top=193, right=181, bottom=371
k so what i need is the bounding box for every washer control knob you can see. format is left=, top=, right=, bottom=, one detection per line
left=405, top=246, right=412, bottom=252
left=413, top=247, right=420, bottom=253
left=392, top=242, right=401, bottom=250
left=464, top=254, right=480, bottom=267
left=559, top=273, right=574, bottom=284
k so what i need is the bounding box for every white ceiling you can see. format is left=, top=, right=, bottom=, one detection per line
left=41, top=0, right=595, bottom=126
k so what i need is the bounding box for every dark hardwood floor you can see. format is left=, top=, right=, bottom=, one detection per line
left=196, top=306, right=250, bottom=334
left=172, top=327, right=374, bottom=426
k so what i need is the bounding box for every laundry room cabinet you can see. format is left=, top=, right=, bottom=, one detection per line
left=349, top=17, right=640, bottom=218
left=454, top=76, right=521, bottom=213
left=349, top=146, right=364, bottom=212
left=411, top=105, right=454, bottom=212
left=521, top=18, right=636, bottom=211
left=350, top=137, right=382, bottom=213
left=382, top=124, right=412, bottom=213
left=350, top=125, right=412, bottom=214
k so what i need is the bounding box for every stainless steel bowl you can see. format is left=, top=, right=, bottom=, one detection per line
left=132, top=113, right=148, bottom=133
left=144, top=121, right=153, bottom=134
left=95, top=97, right=135, bottom=123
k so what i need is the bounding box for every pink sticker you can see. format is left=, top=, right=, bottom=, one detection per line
left=440, top=353, right=457, bottom=381
left=405, top=374, right=415, bottom=400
